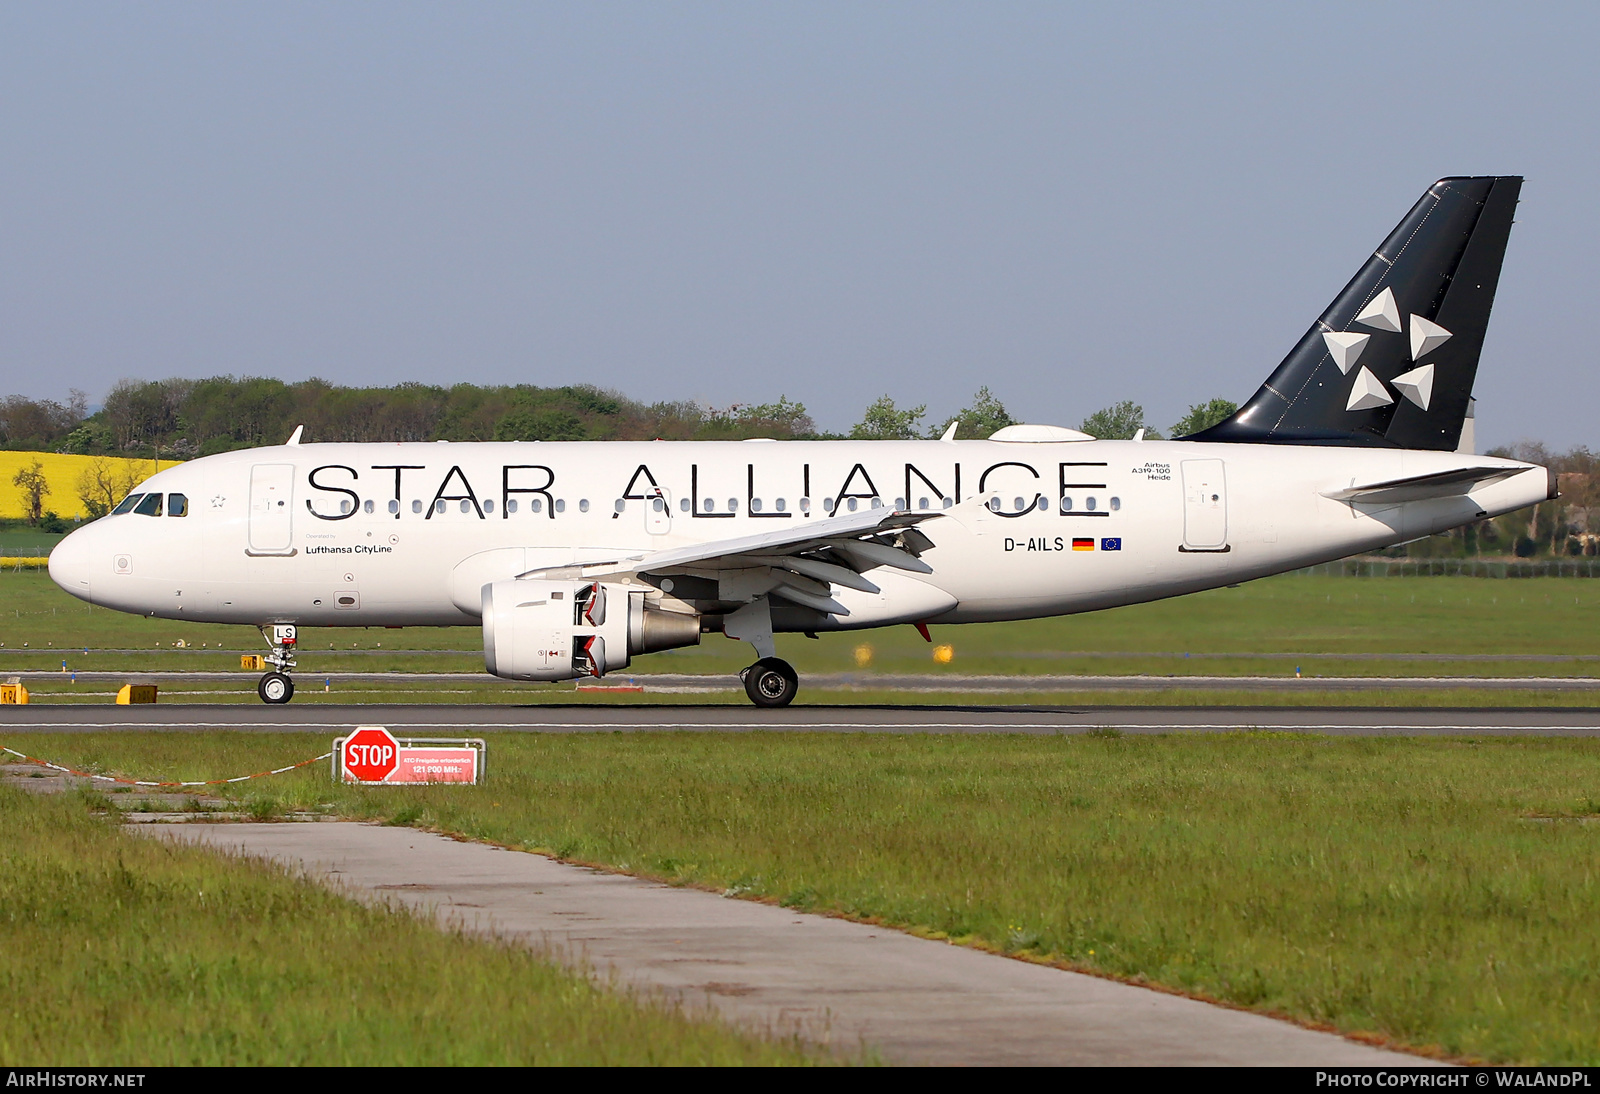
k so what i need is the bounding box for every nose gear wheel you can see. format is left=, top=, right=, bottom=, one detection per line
left=258, top=671, right=295, bottom=704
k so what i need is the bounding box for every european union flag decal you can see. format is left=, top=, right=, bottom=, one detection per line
left=1101, top=538, right=1122, bottom=551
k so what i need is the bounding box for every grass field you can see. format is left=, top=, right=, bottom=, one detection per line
left=0, top=784, right=817, bottom=1066
left=13, top=730, right=1600, bottom=1064
left=4, top=570, right=1600, bottom=702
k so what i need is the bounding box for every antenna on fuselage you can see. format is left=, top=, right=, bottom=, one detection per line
left=286, top=425, right=304, bottom=446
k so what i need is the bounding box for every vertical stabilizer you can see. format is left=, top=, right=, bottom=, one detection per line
left=1190, top=176, right=1521, bottom=450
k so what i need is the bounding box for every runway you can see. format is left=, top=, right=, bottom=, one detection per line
left=6, top=702, right=1600, bottom=735
left=10, top=669, right=1600, bottom=691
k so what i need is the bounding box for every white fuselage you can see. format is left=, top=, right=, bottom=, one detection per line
left=47, top=438, right=1549, bottom=634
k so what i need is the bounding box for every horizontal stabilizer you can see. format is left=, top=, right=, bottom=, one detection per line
left=1322, top=465, right=1523, bottom=505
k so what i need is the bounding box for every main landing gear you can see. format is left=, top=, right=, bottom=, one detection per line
left=257, top=623, right=298, bottom=705
left=742, top=657, right=798, bottom=708
left=725, top=597, right=799, bottom=708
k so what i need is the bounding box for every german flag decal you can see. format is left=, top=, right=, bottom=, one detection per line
left=1072, top=537, right=1095, bottom=551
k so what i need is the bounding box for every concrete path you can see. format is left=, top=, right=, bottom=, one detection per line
left=147, top=821, right=1434, bottom=1066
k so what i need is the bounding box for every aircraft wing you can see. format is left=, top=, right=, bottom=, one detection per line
left=517, top=508, right=942, bottom=616
left=1321, top=465, right=1525, bottom=505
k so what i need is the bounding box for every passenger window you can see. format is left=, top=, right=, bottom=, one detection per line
left=134, top=493, right=163, bottom=517
left=578, top=499, right=590, bottom=513
left=775, top=498, right=786, bottom=512
left=363, top=499, right=375, bottom=514
left=388, top=499, right=399, bottom=514
left=435, top=500, right=447, bottom=514
left=484, top=499, right=494, bottom=513
left=727, top=498, right=738, bottom=512
left=680, top=497, right=691, bottom=513
left=113, top=493, right=143, bottom=516
left=1085, top=497, right=1097, bottom=512
left=167, top=493, right=188, bottom=517
left=411, top=500, right=423, bottom=513
left=1110, top=496, right=1121, bottom=511
left=531, top=499, right=542, bottom=513
left=507, top=499, right=518, bottom=514
left=459, top=500, right=471, bottom=514
left=750, top=497, right=763, bottom=513
left=615, top=499, right=626, bottom=513
left=554, top=499, right=566, bottom=513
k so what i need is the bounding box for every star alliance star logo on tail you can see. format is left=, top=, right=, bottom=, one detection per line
left=1321, top=286, right=1451, bottom=415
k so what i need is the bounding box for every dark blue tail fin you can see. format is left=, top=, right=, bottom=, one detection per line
left=1190, top=176, right=1521, bottom=450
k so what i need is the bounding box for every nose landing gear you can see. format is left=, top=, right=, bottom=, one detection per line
left=258, top=671, right=295, bottom=704
left=256, top=623, right=298, bottom=704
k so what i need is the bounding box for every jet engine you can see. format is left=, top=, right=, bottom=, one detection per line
left=481, top=579, right=700, bottom=681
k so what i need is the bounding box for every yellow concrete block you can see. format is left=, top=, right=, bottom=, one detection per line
left=115, top=684, right=158, bottom=704
left=0, top=683, right=28, bottom=705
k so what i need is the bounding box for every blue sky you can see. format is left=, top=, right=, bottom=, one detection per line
left=2, top=2, right=1596, bottom=445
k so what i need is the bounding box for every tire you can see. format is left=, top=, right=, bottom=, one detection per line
left=743, top=658, right=798, bottom=708
left=258, top=671, right=295, bottom=704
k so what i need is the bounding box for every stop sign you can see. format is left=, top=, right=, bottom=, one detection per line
left=343, top=726, right=399, bottom=783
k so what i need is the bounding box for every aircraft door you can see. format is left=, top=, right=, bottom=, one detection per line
left=248, top=464, right=296, bottom=555
left=645, top=488, right=672, bottom=535
left=1181, top=459, right=1228, bottom=550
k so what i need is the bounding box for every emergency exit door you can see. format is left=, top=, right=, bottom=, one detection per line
left=1181, top=459, right=1228, bottom=550
left=248, top=464, right=296, bottom=555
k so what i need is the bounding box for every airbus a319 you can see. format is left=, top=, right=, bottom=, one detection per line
left=48, top=177, right=1552, bottom=706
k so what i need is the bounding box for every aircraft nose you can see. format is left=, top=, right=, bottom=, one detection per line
left=48, top=525, right=96, bottom=603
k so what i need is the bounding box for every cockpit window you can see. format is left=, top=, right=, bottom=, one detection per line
left=167, top=493, right=188, bottom=517
left=133, top=493, right=163, bottom=517
left=112, top=493, right=144, bottom=516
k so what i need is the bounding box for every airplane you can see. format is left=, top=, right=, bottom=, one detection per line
left=47, top=176, right=1552, bottom=707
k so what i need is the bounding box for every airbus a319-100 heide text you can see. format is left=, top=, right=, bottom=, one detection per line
left=48, top=177, right=1554, bottom=706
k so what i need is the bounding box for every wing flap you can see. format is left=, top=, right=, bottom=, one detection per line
left=512, top=507, right=944, bottom=616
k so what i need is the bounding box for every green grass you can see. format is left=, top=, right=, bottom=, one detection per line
left=0, top=784, right=818, bottom=1066
left=8, top=731, right=1600, bottom=1064
left=5, top=569, right=1600, bottom=690
left=0, top=529, right=68, bottom=555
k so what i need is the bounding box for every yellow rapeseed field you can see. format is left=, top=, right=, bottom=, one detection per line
left=0, top=451, right=182, bottom=520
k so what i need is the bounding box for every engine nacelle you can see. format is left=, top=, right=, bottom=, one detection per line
left=481, top=579, right=700, bottom=681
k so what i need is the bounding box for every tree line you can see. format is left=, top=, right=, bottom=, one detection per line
left=0, top=376, right=1245, bottom=457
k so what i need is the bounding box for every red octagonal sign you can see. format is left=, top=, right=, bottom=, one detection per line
left=342, top=726, right=400, bottom=783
